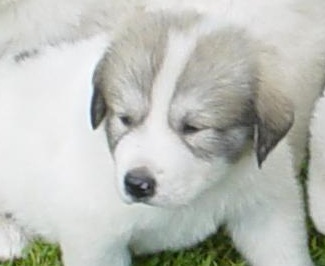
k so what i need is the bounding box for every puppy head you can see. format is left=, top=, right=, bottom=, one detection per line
left=91, top=12, right=293, bottom=207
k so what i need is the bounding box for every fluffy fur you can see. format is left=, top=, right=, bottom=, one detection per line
left=0, top=0, right=143, bottom=57
left=0, top=35, right=114, bottom=262
left=308, top=92, right=325, bottom=234
left=1, top=0, right=325, bottom=266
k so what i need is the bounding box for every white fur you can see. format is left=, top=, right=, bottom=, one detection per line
left=0, top=0, right=143, bottom=56
left=150, top=31, right=197, bottom=121
left=308, top=93, right=325, bottom=234
left=0, top=35, right=127, bottom=264
left=0, top=217, right=28, bottom=260
left=0, top=0, right=325, bottom=265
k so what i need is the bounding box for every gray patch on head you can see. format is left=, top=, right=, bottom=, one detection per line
left=93, top=11, right=201, bottom=151
left=178, top=126, right=254, bottom=162
left=14, top=49, right=39, bottom=63
left=169, top=28, right=257, bottom=162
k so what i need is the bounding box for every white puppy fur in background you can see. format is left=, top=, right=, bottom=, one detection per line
left=309, top=92, right=325, bottom=235
left=0, top=35, right=118, bottom=263
left=0, top=0, right=142, bottom=56
left=0, top=0, right=325, bottom=266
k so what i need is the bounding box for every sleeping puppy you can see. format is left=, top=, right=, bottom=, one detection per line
left=309, top=92, right=325, bottom=234
left=1, top=0, right=325, bottom=266
left=90, top=1, right=325, bottom=265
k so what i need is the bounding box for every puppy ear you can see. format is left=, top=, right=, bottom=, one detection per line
left=90, top=56, right=108, bottom=130
left=90, top=85, right=107, bottom=129
left=254, top=86, right=294, bottom=167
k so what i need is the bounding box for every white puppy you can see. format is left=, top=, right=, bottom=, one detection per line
left=309, top=92, right=325, bottom=234
left=1, top=0, right=325, bottom=266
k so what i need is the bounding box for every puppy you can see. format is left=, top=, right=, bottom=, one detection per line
left=91, top=1, right=325, bottom=265
left=0, top=0, right=325, bottom=266
left=0, top=35, right=116, bottom=263
left=308, top=92, right=325, bottom=234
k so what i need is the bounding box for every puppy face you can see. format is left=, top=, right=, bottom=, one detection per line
left=91, top=12, right=293, bottom=207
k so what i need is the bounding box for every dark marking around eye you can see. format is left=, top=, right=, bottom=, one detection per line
left=120, top=115, right=133, bottom=127
left=181, top=123, right=201, bottom=135
left=178, top=124, right=253, bottom=163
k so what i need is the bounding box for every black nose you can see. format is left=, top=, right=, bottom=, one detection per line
left=124, top=168, right=156, bottom=200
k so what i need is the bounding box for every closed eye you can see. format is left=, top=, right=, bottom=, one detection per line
left=119, top=115, right=133, bottom=127
left=181, top=123, right=202, bottom=135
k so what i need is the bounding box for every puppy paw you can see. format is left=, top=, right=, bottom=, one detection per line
left=0, top=216, right=28, bottom=261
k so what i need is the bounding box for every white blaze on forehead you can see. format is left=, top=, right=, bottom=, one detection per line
left=114, top=24, right=231, bottom=205
left=148, top=30, right=200, bottom=125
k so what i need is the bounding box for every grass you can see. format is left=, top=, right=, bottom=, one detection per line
left=0, top=223, right=325, bottom=266
left=1, top=163, right=325, bottom=266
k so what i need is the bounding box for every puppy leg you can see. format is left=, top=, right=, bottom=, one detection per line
left=227, top=197, right=313, bottom=266
left=61, top=243, right=131, bottom=266
left=0, top=214, right=28, bottom=261
left=61, top=234, right=131, bottom=266
left=308, top=95, right=325, bottom=234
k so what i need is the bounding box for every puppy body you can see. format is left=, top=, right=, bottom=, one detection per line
left=0, top=0, right=325, bottom=266
left=309, top=93, right=325, bottom=234
left=0, top=36, right=313, bottom=265
left=91, top=1, right=325, bottom=264
left=0, top=35, right=152, bottom=265
left=91, top=0, right=324, bottom=264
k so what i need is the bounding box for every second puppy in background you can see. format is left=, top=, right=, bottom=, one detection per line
left=0, top=0, right=142, bottom=57
left=309, top=91, right=325, bottom=235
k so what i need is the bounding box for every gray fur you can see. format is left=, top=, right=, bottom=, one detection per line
left=92, top=11, right=293, bottom=165
left=254, top=83, right=294, bottom=167
left=169, top=29, right=257, bottom=162
left=92, top=12, right=199, bottom=150
left=14, top=49, right=39, bottom=63
left=91, top=86, right=107, bottom=129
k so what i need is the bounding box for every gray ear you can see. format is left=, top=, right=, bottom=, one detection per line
left=90, top=57, right=108, bottom=129
left=90, top=85, right=107, bottom=129
left=255, top=87, right=294, bottom=167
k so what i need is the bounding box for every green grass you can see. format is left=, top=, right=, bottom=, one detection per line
left=0, top=225, right=324, bottom=266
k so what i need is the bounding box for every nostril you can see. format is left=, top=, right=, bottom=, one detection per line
left=124, top=168, right=156, bottom=200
